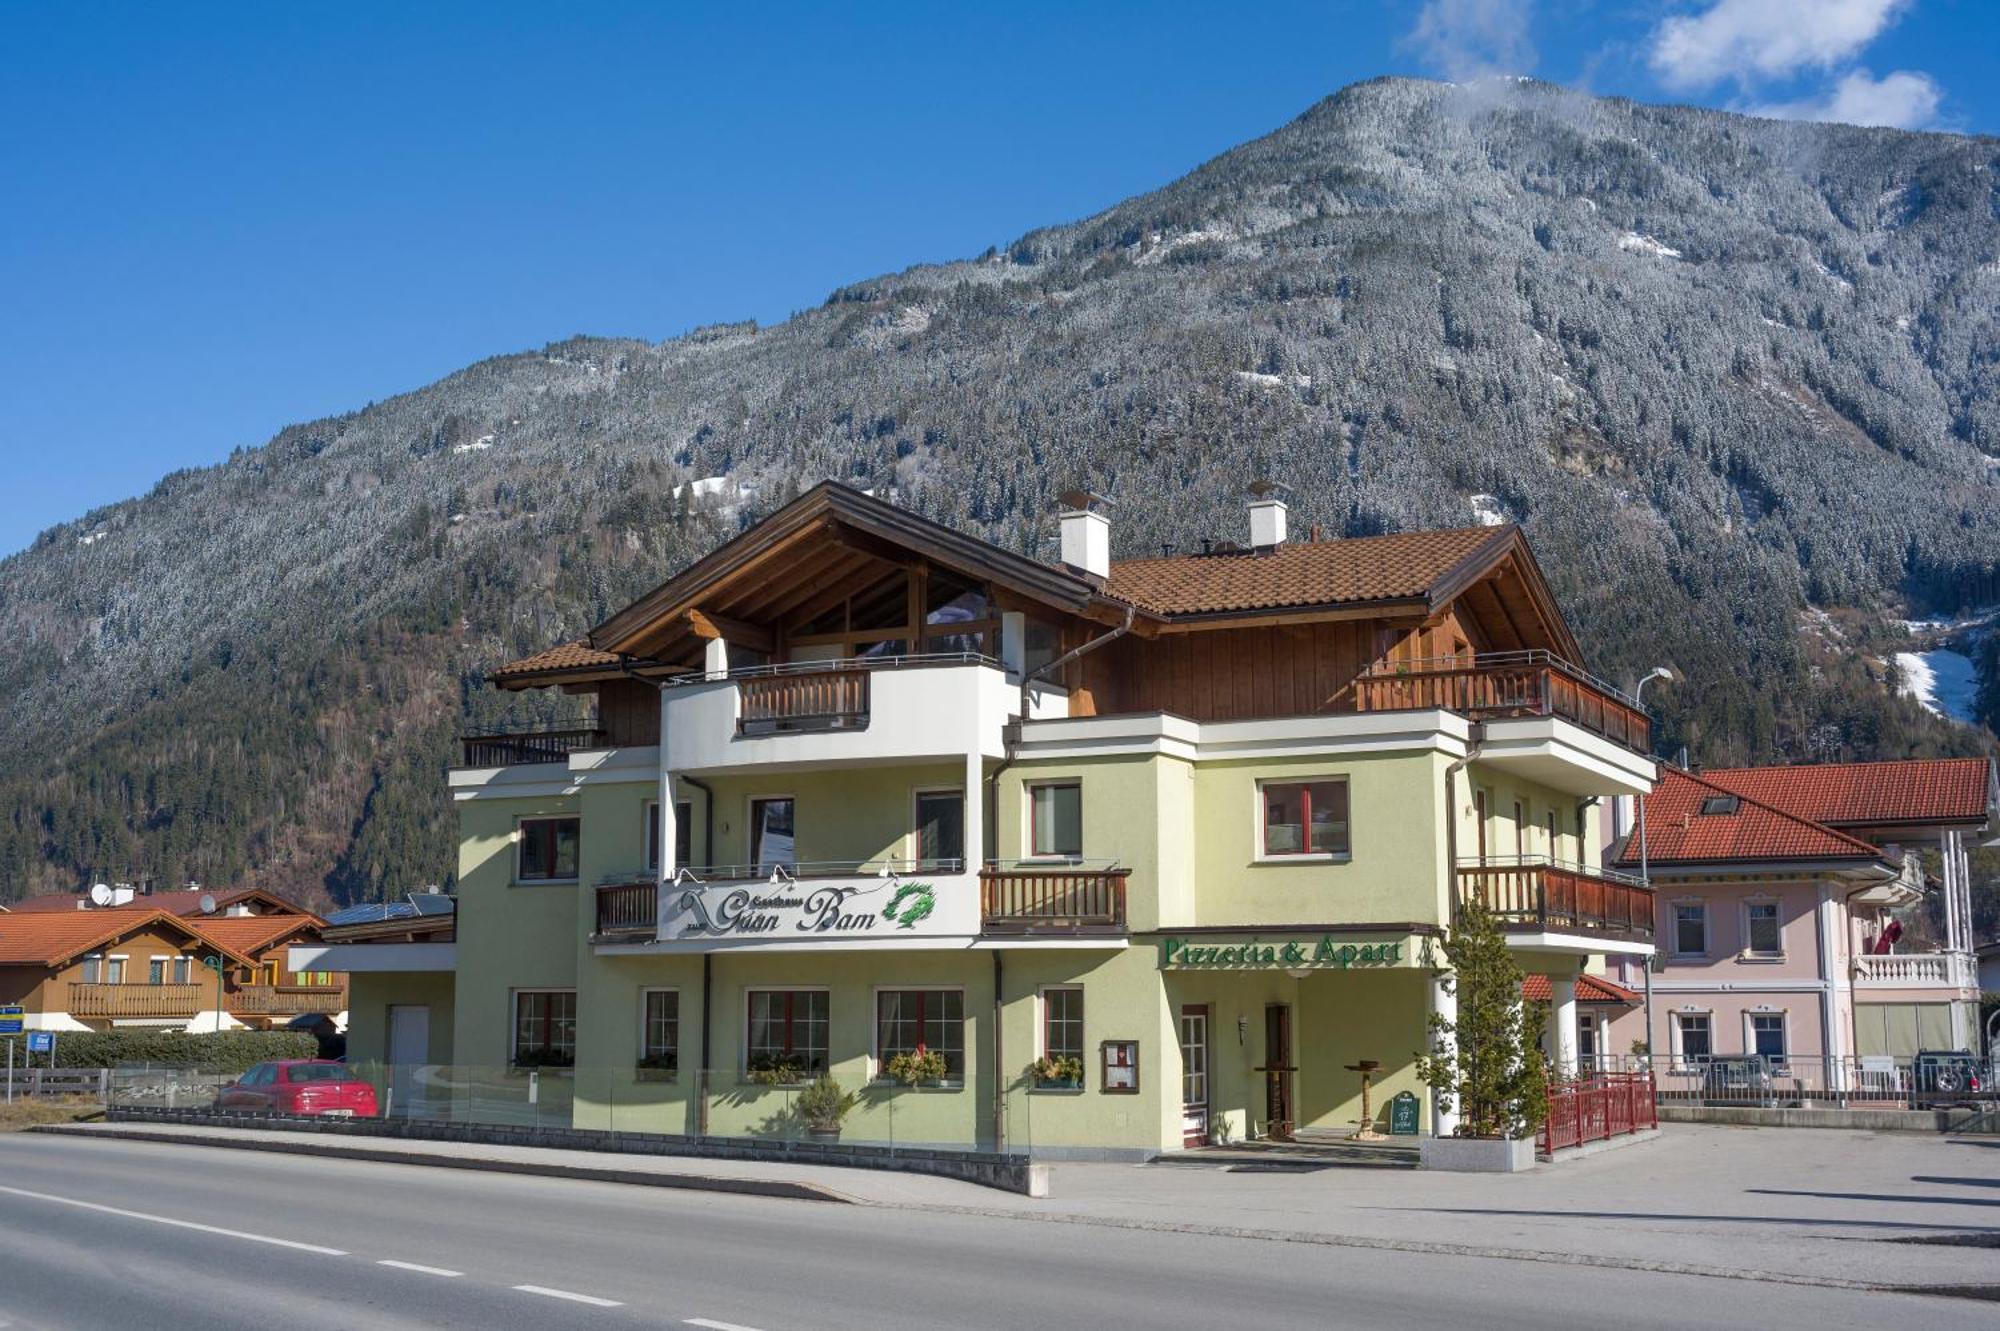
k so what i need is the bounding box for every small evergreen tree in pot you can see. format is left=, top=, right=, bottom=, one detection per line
left=1414, top=900, right=1548, bottom=1141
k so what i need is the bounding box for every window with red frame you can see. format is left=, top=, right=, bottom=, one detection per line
left=746, top=990, right=828, bottom=1078
left=1260, top=780, right=1349, bottom=856
left=517, top=817, right=580, bottom=882
left=512, top=990, right=576, bottom=1067
left=875, top=989, right=964, bottom=1081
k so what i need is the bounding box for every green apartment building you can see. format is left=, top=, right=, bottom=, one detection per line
left=353, top=482, right=1658, bottom=1156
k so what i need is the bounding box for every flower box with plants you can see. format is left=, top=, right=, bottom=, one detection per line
left=1414, top=901, right=1548, bottom=1173
left=635, top=1053, right=678, bottom=1082
left=794, top=1074, right=858, bottom=1142
left=745, top=1055, right=808, bottom=1086
left=1030, top=1054, right=1085, bottom=1091
left=883, top=1045, right=950, bottom=1088
left=509, top=1049, right=576, bottom=1075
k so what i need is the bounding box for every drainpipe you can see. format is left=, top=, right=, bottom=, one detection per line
left=992, top=951, right=1005, bottom=1152
left=1018, top=604, right=1135, bottom=719
left=1441, top=723, right=1485, bottom=913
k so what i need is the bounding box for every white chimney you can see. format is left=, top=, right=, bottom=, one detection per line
left=1248, top=481, right=1290, bottom=550
left=110, top=886, right=136, bottom=906
left=1058, top=490, right=1111, bottom=579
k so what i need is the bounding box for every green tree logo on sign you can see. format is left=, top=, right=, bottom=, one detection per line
left=882, top=882, right=936, bottom=930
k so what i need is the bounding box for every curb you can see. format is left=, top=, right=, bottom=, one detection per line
left=27, top=1124, right=857, bottom=1205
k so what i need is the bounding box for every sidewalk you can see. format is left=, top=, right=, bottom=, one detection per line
left=37, top=1120, right=2000, bottom=1298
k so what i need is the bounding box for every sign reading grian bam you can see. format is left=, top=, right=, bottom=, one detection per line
left=659, top=872, right=980, bottom=942
left=1159, top=935, right=1415, bottom=971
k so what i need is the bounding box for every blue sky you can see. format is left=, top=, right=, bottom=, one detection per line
left=2, top=1, right=1994, bottom=556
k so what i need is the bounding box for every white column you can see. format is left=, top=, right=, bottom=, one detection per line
left=963, top=750, right=984, bottom=872
left=703, top=636, right=729, bottom=679
left=1427, top=971, right=1459, bottom=1137
left=1816, top=883, right=1849, bottom=1092
left=1548, top=976, right=1578, bottom=1075
left=999, top=611, right=1027, bottom=679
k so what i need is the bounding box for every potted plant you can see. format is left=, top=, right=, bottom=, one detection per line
left=1030, top=1054, right=1086, bottom=1090
left=1413, top=901, right=1548, bottom=1172
left=746, top=1055, right=804, bottom=1086
left=795, top=1074, right=857, bottom=1142
left=884, top=1045, right=948, bottom=1087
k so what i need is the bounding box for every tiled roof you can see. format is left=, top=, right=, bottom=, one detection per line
left=0, top=908, right=214, bottom=967
left=1522, top=974, right=1639, bottom=1004
left=1702, top=758, right=1995, bottom=828
left=1615, top=768, right=1882, bottom=867
left=1102, top=526, right=1505, bottom=616
left=190, top=914, right=320, bottom=956
left=492, top=639, right=624, bottom=680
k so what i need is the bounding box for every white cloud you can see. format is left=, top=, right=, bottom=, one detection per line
left=1748, top=67, right=1943, bottom=129
left=1649, top=0, right=1907, bottom=91
left=1404, top=0, right=1537, bottom=82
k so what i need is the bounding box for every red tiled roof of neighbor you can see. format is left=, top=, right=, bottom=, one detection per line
left=1701, top=758, right=1995, bottom=828
left=1521, top=974, right=1639, bottom=1004
left=1, top=887, right=305, bottom=916
left=1614, top=767, right=1882, bottom=867
left=189, top=914, right=322, bottom=956
left=492, top=639, right=625, bottom=680
left=0, top=908, right=253, bottom=968
left=1102, top=526, right=1505, bottom=616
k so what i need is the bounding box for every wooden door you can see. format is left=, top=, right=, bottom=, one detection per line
left=1178, top=1006, right=1210, bottom=1148
left=1261, top=1004, right=1295, bottom=1141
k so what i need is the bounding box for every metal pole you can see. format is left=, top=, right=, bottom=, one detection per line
left=1632, top=669, right=1669, bottom=1068
left=5, top=1037, right=12, bottom=1105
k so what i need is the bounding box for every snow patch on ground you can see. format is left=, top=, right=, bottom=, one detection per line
left=1132, top=227, right=1233, bottom=266
left=1234, top=370, right=1312, bottom=390
left=1814, top=261, right=1854, bottom=291
left=1469, top=494, right=1509, bottom=526
left=77, top=530, right=107, bottom=546
left=1895, top=650, right=1980, bottom=724
left=454, top=435, right=494, bottom=454
left=1618, top=231, right=1680, bottom=259
left=1894, top=315, right=1912, bottom=332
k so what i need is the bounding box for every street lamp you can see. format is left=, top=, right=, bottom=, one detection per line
left=200, top=955, right=228, bottom=1034
left=1632, top=667, right=1674, bottom=1070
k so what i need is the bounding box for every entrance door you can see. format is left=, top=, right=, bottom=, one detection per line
left=1260, top=1003, right=1295, bottom=1141
left=1178, top=1006, right=1210, bottom=1147
left=387, top=1004, right=428, bottom=1118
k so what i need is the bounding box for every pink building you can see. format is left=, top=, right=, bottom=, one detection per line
left=1600, top=759, right=1994, bottom=1077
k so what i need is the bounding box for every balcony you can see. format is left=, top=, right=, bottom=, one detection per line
left=458, top=727, right=607, bottom=768
left=1852, top=951, right=1978, bottom=989
left=1356, top=651, right=1651, bottom=751
left=594, top=859, right=1130, bottom=944
left=979, top=863, right=1129, bottom=936
left=663, top=654, right=1034, bottom=775
left=1457, top=857, right=1654, bottom=947
left=230, top=984, right=349, bottom=1016
left=67, top=982, right=203, bottom=1019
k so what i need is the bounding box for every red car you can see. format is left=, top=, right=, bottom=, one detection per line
left=215, top=1060, right=378, bottom=1117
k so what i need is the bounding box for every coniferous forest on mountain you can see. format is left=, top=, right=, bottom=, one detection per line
left=1, top=79, right=1995, bottom=926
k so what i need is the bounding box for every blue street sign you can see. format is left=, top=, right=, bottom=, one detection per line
left=0, top=1006, right=22, bottom=1035
left=26, top=1031, right=54, bottom=1054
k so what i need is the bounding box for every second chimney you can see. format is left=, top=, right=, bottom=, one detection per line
left=1058, top=489, right=1111, bottom=579
left=1248, top=481, right=1290, bottom=550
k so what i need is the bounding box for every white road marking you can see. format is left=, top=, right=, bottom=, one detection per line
left=687, top=1320, right=770, bottom=1331
left=377, top=1259, right=462, bottom=1277
left=514, top=1285, right=624, bottom=1308
left=0, top=1184, right=347, bottom=1255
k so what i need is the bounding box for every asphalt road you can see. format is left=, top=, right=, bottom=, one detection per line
left=0, top=1134, right=1987, bottom=1330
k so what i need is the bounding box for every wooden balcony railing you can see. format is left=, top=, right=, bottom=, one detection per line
left=459, top=727, right=607, bottom=767
left=230, top=984, right=348, bottom=1015
left=67, top=982, right=203, bottom=1019
left=1354, top=652, right=1651, bottom=754
left=596, top=881, right=658, bottom=938
left=1456, top=859, right=1653, bottom=940
left=737, top=669, right=869, bottom=733
left=980, top=866, right=1130, bottom=935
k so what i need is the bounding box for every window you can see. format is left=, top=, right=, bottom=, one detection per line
left=512, top=990, right=576, bottom=1067
left=1577, top=1013, right=1599, bottom=1068
left=1545, top=810, right=1558, bottom=859
left=1676, top=1013, right=1711, bottom=1064
left=172, top=956, right=192, bottom=984
left=875, top=989, right=965, bottom=1081
left=1042, top=987, right=1084, bottom=1067
left=81, top=954, right=102, bottom=983
left=1699, top=794, right=1740, bottom=816
left=1029, top=782, right=1082, bottom=859
left=1673, top=902, right=1708, bottom=956
left=913, top=790, right=964, bottom=869
left=645, top=800, right=693, bottom=873
left=750, top=798, right=795, bottom=872
left=746, top=990, right=827, bottom=1078
left=105, top=956, right=126, bottom=984
left=1513, top=801, right=1527, bottom=860
left=1745, top=901, right=1782, bottom=957
left=1750, top=1014, right=1786, bottom=1065
left=1260, top=780, right=1349, bottom=857
left=517, top=817, right=580, bottom=882
left=148, top=958, right=167, bottom=985
left=641, top=990, right=679, bottom=1073
left=1023, top=619, right=1061, bottom=675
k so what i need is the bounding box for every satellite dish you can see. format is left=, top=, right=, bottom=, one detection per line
left=198, top=893, right=218, bottom=915
left=88, top=883, right=114, bottom=907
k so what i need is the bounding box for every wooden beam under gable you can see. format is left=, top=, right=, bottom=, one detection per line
left=684, top=609, right=775, bottom=654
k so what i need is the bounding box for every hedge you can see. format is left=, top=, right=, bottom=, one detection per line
left=12, top=1030, right=318, bottom=1074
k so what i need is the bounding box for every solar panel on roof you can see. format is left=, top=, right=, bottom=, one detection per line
left=407, top=894, right=456, bottom=917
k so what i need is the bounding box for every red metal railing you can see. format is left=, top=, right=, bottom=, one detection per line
left=595, top=881, right=658, bottom=937
left=1457, top=859, right=1653, bottom=939
left=458, top=727, right=607, bottom=767
left=737, top=670, right=869, bottom=732
left=1542, top=1071, right=1658, bottom=1155
left=1354, top=652, right=1651, bottom=754
left=979, top=867, right=1129, bottom=934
